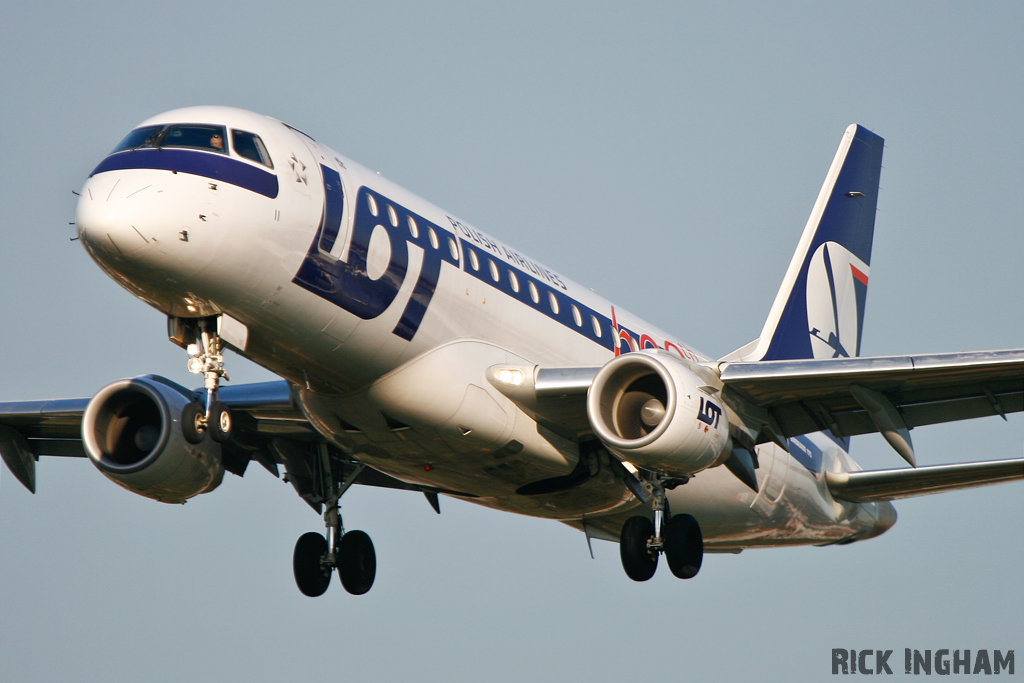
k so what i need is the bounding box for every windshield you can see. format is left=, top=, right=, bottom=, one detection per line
left=160, top=124, right=228, bottom=153
left=108, top=123, right=278, bottom=170
left=110, top=125, right=164, bottom=153
left=110, top=124, right=229, bottom=154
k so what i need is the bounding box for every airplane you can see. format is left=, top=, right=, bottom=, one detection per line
left=0, top=106, right=1020, bottom=596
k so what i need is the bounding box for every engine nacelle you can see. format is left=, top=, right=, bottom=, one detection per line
left=587, top=351, right=730, bottom=476
left=82, top=376, right=224, bottom=503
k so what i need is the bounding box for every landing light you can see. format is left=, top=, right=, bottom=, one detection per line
left=187, top=357, right=204, bottom=374
left=186, top=343, right=200, bottom=357
left=494, top=368, right=524, bottom=386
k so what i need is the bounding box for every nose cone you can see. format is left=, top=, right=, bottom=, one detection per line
left=76, top=168, right=224, bottom=284
left=76, top=173, right=153, bottom=259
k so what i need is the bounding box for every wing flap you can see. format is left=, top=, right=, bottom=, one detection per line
left=826, top=458, right=1024, bottom=502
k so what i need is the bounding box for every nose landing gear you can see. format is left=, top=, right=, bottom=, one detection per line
left=179, top=316, right=232, bottom=445
left=619, top=475, right=703, bottom=582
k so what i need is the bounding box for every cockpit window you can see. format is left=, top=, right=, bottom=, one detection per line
left=160, top=124, right=229, bottom=153
left=110, top=125, right=164, bottom=153
left=231, top=129, right=274, bottom=169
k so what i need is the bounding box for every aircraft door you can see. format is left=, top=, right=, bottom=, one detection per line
left=285, top=132, right=361, bottom=353
left=315, top=156, right=349, bottom=260
left=286, top=131, right=351, bottom=261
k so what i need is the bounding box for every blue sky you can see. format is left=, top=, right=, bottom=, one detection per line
left=1, top=2, right=1021, bottom=680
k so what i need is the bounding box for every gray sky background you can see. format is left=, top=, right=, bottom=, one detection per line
left=1, top=2, right=1021, bottom=681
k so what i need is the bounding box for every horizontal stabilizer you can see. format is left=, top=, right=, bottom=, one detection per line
left=826, top=458, right=1024, bottom=502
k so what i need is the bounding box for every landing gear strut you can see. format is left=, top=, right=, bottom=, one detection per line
left=292, top=450, right=376, bottom=597
left=619, top=474, right=703, bottom=582
left=180, top=316, right=232, bottom=444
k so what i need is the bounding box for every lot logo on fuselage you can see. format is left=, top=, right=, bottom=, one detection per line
left=293, top=179, right=460, bottom=341
left=292, top=173, right=708, bottom=362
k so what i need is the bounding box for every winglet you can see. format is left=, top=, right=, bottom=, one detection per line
left=733, top=125, right=885, bottom=362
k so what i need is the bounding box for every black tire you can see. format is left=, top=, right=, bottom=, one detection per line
left=182, top=401, right=206, bottom=444
left=620, top=515, right=658, bottom=581
left=338, top=530, right=376, bottom=595
left=293, top=532, right=331, bottom=597
left=663, top=513, right=703, bottom=579
left=208, top=401, right=232, bottom=443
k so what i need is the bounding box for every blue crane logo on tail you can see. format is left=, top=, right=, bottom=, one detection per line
left=805, top=241, right=870, bottom=359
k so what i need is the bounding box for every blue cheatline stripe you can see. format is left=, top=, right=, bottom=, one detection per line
left=458, top=239, right=616, bottom=352
left=90, top=148, right=279, bottom=199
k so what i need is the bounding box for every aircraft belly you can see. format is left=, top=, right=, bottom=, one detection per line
left=670, top=454, right=878, bottom=548
left=315, top=420, right=637, bottom=520
left=373, top=452, right=637, bottom=520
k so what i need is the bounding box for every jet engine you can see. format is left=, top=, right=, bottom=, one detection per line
left=586, top=351, right=731, bottom=476
left=81, top=376, right=224, bottom=503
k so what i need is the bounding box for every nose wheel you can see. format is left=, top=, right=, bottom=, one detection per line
left=179, top=316, right=232, bottom=445
left=619, top=475, right=703, bottom=582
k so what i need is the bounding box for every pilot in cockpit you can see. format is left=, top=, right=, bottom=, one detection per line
left=210, top=133, right=225, bottom=151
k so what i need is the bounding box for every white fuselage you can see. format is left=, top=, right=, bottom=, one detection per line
left=75, top=106, right=895, bottom=550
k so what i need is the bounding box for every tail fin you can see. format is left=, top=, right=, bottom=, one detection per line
left=726, top=125, right=884, bottom=362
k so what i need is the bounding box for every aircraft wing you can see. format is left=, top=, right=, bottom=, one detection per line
left=491, top=349, right=1022, bottom=493
left=826, top=458, right=1024, bottom=502
left=499, top=349, right=1023, bottom=441
left=718, top=349, right=1023, bottom=463
left=0, top=379, right=465, bottom=508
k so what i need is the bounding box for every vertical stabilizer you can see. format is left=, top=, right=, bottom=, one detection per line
left=732, top=125, right=884, bottom=362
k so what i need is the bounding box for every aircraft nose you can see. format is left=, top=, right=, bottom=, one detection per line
left=75, top=167, right=225, bottom=285
left=76, top=173, right=156, bottom=259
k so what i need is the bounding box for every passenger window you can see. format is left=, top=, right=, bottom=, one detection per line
left=231, top=129, right=274, bottom=168
left=161, top=125, right=229, bottom=153
left=111, top=125, right=164, bottom=153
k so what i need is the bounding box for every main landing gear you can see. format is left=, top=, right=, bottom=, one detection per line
left=619, top=475, right=703, bottom=582
left=292, top=454, right=376, bottom=597
left=180, top=317, right=232, bottom=445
